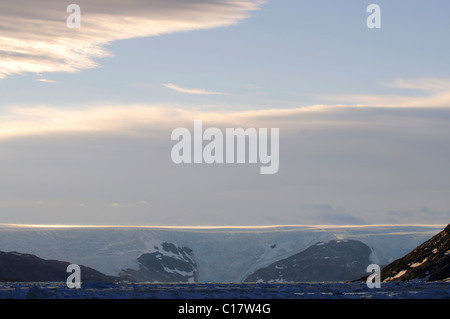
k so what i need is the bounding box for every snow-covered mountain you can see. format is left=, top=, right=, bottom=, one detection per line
left=120, top=242, right=197, bottom=282
left=0, top=224, right=445, bottom=282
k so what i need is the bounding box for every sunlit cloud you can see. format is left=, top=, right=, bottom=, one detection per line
left=0, top=103, right=339, bottom=140
left=0, top=104, right=178, bottom=139
left=0, top=0, right=262, bottom=79
left=1, top=101, right=448, bottom=141
left=162, top=83, right=225, bottom=95
left=0, top=104, right=303, bottom=139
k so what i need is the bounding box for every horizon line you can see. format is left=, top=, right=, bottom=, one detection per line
left=0, top=223, right=446, bottom=230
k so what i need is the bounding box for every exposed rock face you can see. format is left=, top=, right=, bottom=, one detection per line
left=0, top=251, right=116, bottom=282
left=381, top=224, right=450, bottom=282
left=244, top=239, right=372, bottom=283
left=120, top=242, right=198, bottom=282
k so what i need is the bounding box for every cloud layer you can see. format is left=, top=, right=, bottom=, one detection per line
left=0, top=0, right=262, bottom=79
left=1, top=101, right=449, bottom=225
left=162, top=83, right=225, bottom=95
left=2, top=98, right=449, bottom=141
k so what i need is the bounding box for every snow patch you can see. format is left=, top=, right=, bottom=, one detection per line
left=162, top=266, right=194, bottom=277
left=393, top=270, right=407, bottom=279
left=385, top=269, right=408, bottom=282
left=410, top=258, right=428, bottom=268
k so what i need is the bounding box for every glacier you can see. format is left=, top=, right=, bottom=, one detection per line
left=0, top=224, right=445, bottom=283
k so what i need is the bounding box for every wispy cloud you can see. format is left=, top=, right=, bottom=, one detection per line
left=162, top=83, right=225, bottom=95
left=0, top=0, right=262, bottom=79
left=37, top=79, right=57, bottom=83
left=325, top=78, right=450, bottom=108
left=388, top=78, right=450, bottom=92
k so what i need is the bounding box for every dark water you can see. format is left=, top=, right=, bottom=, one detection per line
left=1, top=281, right=449, bottom=299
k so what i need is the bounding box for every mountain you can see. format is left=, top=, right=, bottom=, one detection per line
left=381, top=223, right=450, bottom=282
left=0, top=250, right=117, bottom=282
left=244, top=239, right=372, bottom=283
left=0, top=224, right=444, bottom=282
left=119, top=242, right=197, bottom=282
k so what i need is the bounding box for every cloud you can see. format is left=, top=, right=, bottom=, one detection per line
left=388, top=78, right=450, bottom=92
left=1, top=98, right=449, bottom=226
left=0, top=0, right=262, bottom=79
left=325, top=78, right=450, bottom=108
left=162, top=83, right=225, bottom=95
left=0, top=104, right=176, bottom=139
left=2, top=96, right=450, bottom=140
left=37, top=79, right=57, bottom=83
left=0, top=103, right=326, bottom=139
left=1, top=76, right=449, bottom=140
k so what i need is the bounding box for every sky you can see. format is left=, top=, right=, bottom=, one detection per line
left=0, top=0, right=450, bottom=226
